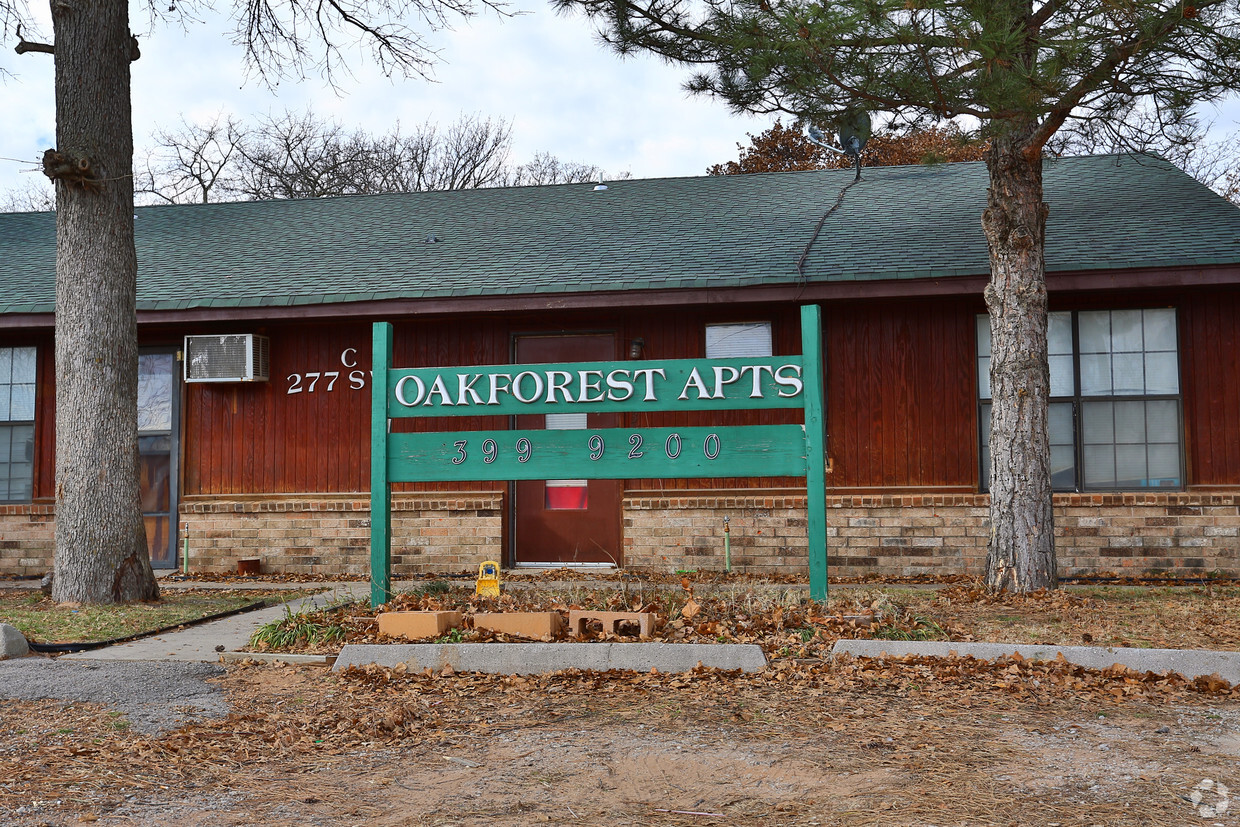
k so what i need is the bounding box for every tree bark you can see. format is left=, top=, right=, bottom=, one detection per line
left=49, top=0, right=159, bottom=603
left=981, top=134, right=1057, bottom=592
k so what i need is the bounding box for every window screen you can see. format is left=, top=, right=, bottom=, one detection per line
left=706, top=323, right=772, bottom=358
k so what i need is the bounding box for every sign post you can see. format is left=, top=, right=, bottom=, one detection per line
left=370, top=305, right=829, bottom=606
left=371, top=323, right=394, bottom=607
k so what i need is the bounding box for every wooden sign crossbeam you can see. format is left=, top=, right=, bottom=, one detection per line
left=371, top=305, right=829, bottom=606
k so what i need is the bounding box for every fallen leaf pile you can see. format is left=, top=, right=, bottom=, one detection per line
left=2, top=649, right=1237, bottom=826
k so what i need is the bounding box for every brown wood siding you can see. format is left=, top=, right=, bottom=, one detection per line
left=825, top=298, right=979, bottom=490
left=185, top=322, right=374, bottom=495
left=183, top=319, right=515, bottom=496
left=182, top=302, right=986, bottom=497
left=1180, top=288, right=1240, bottom=486
left=619, top=304, right=804, bottom=491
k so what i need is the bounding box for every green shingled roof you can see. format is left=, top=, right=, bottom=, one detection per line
left=2, top=154, right=1238, bottom=315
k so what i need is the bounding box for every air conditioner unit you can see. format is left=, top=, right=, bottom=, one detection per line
left=183, top=334, right=270, bottom=383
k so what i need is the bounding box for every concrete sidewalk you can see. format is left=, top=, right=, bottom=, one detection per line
left=61, top=582, right=368, bottom=663
left=7, top=577, right=1238, bottom=686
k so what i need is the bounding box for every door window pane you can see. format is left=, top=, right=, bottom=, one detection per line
left=546, top=480, right=589, bottom=510
left=138, top=353, right=174, bottom=432
left=544, top=413, right=588, bottom=509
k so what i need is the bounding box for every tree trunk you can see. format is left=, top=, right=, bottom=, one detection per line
left=981, top=135, right=1057, bottom=592
left=49, top=0, right=159, bottom=603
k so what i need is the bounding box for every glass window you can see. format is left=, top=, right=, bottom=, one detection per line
left=706, top=322, right=773, bottom=358
left=977, top=311, right=1073, bottom=400
left=138, top=353, right=175, bottom=433
left=0, top=347, right=37, bottom=502
left=978, top=309, right=1181, bottom=492
left=980, top=401, right=1076, bottom=491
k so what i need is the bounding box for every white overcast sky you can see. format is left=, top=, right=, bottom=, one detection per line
left=2, top=2, right=1238, bottom=202
left=0, top=2, right=773, bottom=200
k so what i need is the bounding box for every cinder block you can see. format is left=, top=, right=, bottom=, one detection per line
left=378, top=611, right=463, bottom=640
left=569, top=610, right=658, bottom=639
left=473, top=612, right=566, bottom=640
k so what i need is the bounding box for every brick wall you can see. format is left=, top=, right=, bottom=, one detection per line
left=0, top=503, right=54, bottom=577
left=624, top=493, right=1240, bottom=578
left=181, top=494, right=503, bottom=576
left=623, top=495, right=809, bottom=574
left=4, top=492, right=1237, bottom=578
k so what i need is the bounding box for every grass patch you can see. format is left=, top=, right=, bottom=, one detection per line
left=0, top=589, right=316, bottom=644
left=872, top=615, right=948, bottom=641
left=250, top=605, right=347, bottom=650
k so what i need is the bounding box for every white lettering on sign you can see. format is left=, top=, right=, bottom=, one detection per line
left=391, top=363, right=800, bottom=409
left=774, top=364, right=804, bottom=397
left=287, top=348, right=371, bottom=395
left=394, top=374, right=426, bottom=406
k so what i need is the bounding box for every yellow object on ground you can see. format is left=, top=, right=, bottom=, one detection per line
left=476, top=561, right=501, bottom=597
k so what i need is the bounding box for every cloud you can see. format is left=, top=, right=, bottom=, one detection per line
left=0, top=2, right=767, bottom=199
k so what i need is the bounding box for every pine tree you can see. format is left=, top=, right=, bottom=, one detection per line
left=557, top=0, right=1240, bottom=591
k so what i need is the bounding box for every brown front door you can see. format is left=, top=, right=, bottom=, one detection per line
left=513, top=334, right=623, bottom=566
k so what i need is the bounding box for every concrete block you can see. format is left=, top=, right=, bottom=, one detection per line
left=831, top=639, right=1240, bottom=685
left=333, top=642, right=768, bottom=674
left=473, top=612, right=566, bottom=640
left=378, top=611, right=463, bottom=641
left=569, top=610, right=657, bottom=638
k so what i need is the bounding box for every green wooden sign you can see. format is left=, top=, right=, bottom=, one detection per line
left=371, top=305, right=829, bottom=605
left=389, top=424, right=809, bottom=482
left=386, top=356, right=807, bottom=417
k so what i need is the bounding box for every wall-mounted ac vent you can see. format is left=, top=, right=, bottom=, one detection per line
left=183, top=334, right=270, bottom=383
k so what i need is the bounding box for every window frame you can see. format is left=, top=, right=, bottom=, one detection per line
left=0, top=345, right=37, bottom=504
left=976, top=308, right=1185, bottom=494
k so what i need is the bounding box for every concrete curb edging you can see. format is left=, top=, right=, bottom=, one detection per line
left=332, top=643, right=768, bottom=674
left=830, top=639, right=1240, bottom=685
left=220, top=651, right=333, bottom=667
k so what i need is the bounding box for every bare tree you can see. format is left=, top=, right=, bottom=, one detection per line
left=1, top=178, right=55, bottom=212
left=1050, top=106, right=1240, bottom=200
left=509, top=151, right=608, bottom=186
left=137, top=114, right=243, bottom=205
left=231, top=110, right=374, bottom=199
left=132, top=109, right=622, bottom=202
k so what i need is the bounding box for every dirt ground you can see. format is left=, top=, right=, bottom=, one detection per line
left=2, top=654, right=1238, bottom=826
left=3, top=579, right=1238, bottom=825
